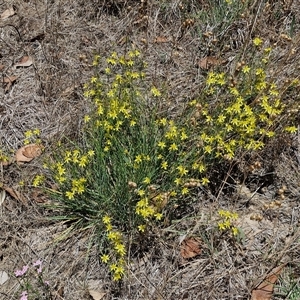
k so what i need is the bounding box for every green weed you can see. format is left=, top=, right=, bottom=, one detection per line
left=37, top=39, right=298, bottom=280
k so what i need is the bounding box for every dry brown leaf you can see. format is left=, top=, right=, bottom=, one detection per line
left=1, top=185, right=27, bottom=205
left=0, top=65, right=5, bottom=71
left=14, top=56, right=33, bottom=68
left=251, top=264, right=285, bottom=300
left=180, top=237, right=202, bottom=259
left=88, top=290, right=106, bottom=300
left=3, top=76, right=18, bottom=84
left=3, top=75, right=18, bottom=92
left=15, top=144, right=43, bottom=164
left=31, top=189, right=48, bottom=203
left=1, top=7, right=15, bottom=20
left=197, top=56, right=222, bottom=69
left=154, top=36, right=169, bottom=43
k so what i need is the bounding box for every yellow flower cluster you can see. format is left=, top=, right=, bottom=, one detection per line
left=217, top=209, right=239, bottom=236
left=101, top=215, right=126, bottom=281
left=49, top=149, right=94, bottom=186
left=65, top=177, right=87, bottom=200
left=183, top=39, right=296, bottom=165
left=83, top=50, right=145, bottom=154
left=24, top=128, right=41, bottom=145
left=45, top=44, right=298, bottom=283
left=32, top=174, right=45, bottom=187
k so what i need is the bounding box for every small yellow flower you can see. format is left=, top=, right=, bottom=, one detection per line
left=201, top=177, right=210, bottom=185
left=32, top=175, right=44, bottom=187
left=177, top=165, right=188, bottom=176
left=84, top=115, right=91, bottom=123
left=102, top=215, right=111, bottom=225
left=253, top=37, right=263, bottom=46
left=151, top=87, right=161, bottom=97
left=159, top=118, right=168, bottom=126
left=232, top=227, right=239, bottom=236
left=181, top=187, right=189, bottom=195
left=169, top=143, right=178, bottom=151
left=138, top=225, right=146, bottom=232
left=154, top=213, right=163, bottom=220
left=115, top=243, right=126, bottom=256
left=137, top=189, right=145, bottom=197
left=143, top=177, right=151, bottom=184
left=88, top=150, right=95, bottom=157
left=33, top=128, right=40, bottom=135
left=130, top=120, right=136, bottom=127
left=285, top=126, right=297, bottom=133
left=65, top=191, right=75, bottom=200
left=161, top=161, right=168, bottom=170
left=109, top=263, right=117, bottom=271
left=101, top=254, right=110, bottom=263
left=135, top=155, right=142, bottom=163
left=218, top=222, right=226, bottom=230
left=242, top=65, right=250, bottom=73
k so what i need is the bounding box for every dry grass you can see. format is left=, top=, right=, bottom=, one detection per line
left=1, top=0, right=300, bottom=299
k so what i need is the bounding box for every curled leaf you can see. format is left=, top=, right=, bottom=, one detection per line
left=16, top=144, right=43, bottom=164
left=14, top=56, right=33, bottom=68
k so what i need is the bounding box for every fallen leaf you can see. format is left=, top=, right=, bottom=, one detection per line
left=31, top=189, right=48, bottom=203
left=0, top=271, right=9, bottom=285
left=197, top=56, right=222, bottom=69
left=0, top=65, right=5, bottom=71
left=1, top=185, right=27, bottom=205
left=1, top=7, right=15, bottom=20
left=154, top=36, right=169, bottom=43
left=88, top=290, right=106, bottom=300
left=15, top=144, right=43, bottom=164
left=180, top=237, right=202, bottom=259
left=2, top=75, right=18, bottom=92
left=3, top=76, right=18, bottom=84
left=251, top=264, right=285, bottom=300
left=14, top=56, right=33, bottom=68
